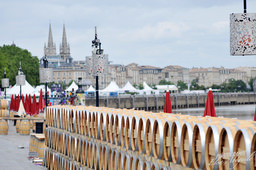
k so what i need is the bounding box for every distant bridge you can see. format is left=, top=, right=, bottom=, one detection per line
left=84, top=92, right=256, bottom=112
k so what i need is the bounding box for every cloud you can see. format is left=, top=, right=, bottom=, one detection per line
left=119, top=21, right=190, bottom=41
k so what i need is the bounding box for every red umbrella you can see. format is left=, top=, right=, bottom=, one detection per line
left=17, top=95, right=20, bottom=112
left=254, top=107, right=256, bottom=121
left=22, top=95, right=25, bottom=109
left=164, top=91, right=172, bottom=113
left=25, top=94, right=28, bottom=113
left=203, top=89, right=216, bottom=117
left=39, top=89, right=43, bottom=112
left=32, top=94, right=37, bottom=116
left=10, top=95, right=13, bottom=111
left=28, top=94, right=32, bottom=115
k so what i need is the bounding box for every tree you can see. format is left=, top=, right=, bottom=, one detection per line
left=190, top=79, right=205, bottom=90
left=248, top=78, right=254, bottom=91
left=177, top=80, right=188, bottom=91
left=138, top=84, right=143, bottom=90
left=0, top=45, right=39, bottom=88
left=159, top=79, right=174, bottom=85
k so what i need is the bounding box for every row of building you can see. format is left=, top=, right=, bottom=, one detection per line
left=39, top=25, right=256, bottom=89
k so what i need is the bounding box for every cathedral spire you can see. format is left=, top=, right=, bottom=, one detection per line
left=44, top=23, right=56, bottom=56
left=60, top=24, right=70, bottom=61
left=62, top=24, right=68, bottom=48
left=48, top=24, right=54, bottom=48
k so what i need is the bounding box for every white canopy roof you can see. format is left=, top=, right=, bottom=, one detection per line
left=156, top=85, right=178, bottom=91
left=143, top=82, right=153, bottom=91
left=35, top=85, right=51, bottom=94
left=6, top=80, right=37, bottom=96
left=65, top=81, right=78, bottom=92
left=86, top=85, right=96, bottom=92
left=121, top=81, right=138, bottom=92
left=101, top=81, right=120, bottom=92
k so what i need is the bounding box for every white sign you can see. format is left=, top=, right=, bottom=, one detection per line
left=16, top=75, right=25, bottom=86
left=1, top=78, right=9, bottom=88
left=230, top=13, right=256, bottom=55
left=40, top=68, right=53, bottom=83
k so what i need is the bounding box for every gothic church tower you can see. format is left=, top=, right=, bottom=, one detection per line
left=60, top=24, right=71, bottom=62
left=44, top=24, right=56, bottom=56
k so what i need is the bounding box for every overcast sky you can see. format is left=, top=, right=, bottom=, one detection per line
left=1, top=0, right=256, bottom=68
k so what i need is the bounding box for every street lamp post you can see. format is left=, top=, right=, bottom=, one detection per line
left=90, top=26, right=105, bottom=107
left=16, top=62, right=25, bottom=100
left=43, top=56, right=48, bottom=108
left=39, top=55, right=53, bottom=110
left=1, top=68, right=9, bottom=99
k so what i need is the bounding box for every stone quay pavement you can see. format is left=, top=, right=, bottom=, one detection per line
left=0, top=120, right=46, bottom=170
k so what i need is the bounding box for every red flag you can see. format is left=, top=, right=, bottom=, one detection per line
left=32, top=94, right=37, bottom=116
left=203, top=90, right=216, bottom=117
left=164, top=91, right=172, bottom=113
left=254, top=107, right=256, bottom=121
left=39, top=89, right=43, bottom=112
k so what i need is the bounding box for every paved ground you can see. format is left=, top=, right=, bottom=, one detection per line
left=0, top=120, right=46, bottom=170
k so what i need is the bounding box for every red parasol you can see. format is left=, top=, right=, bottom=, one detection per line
left=10, top=95, right=13, bottom=111
left=38, top=89, right=43, bottom=112
left=203, top=89, right=216, bottom=117
left=164, top=91, right=172, bottom=113
left=17, top=95, right=20, bottom=112
left=28, top=94, right=32, bottom=115
left=254, top=107, right=256, bottom=121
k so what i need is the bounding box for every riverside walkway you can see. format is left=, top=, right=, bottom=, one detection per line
left=0, top=121, right=45, bottom=170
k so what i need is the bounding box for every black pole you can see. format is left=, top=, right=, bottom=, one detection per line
left=45, top=82, right=48, bottom=107
left=244, top=0, right=247, bottom=13
left=20, top=85, right=22, bottom=100
left=96, top=75, right=99, bottom=107
left=4, top=70, right=6, bottom=99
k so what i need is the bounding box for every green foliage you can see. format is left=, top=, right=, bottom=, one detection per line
left=177, top=80, right=188, bottom=91
left=220, top=79, right=247, bottom=92
left=159, top=79, right=174, bottom=85
left=0, top=45, right=39, bottom=87
left=248, top=78, right=254, bottom=91
left=190, top=79, right=205, bottom=90
left=138, top=84, right=143, bottom=90
left=211, top=84, right=221, bottom=89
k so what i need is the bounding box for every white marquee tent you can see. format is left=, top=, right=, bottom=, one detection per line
left=6, top=80, right=37, bottom=96
left=86, top=85, right=96, bottom=92
left=65, top=81, right=78, bottom=92
left=121, top=81, right=138, bottom=92
left=101, top=81, right=120, bottom=92
left=156, top=85, right=178, bottom=92
left=35, top=85, right=51, bottom=94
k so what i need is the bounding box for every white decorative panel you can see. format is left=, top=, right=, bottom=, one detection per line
left=1, top=78, right=9, bottom=88
left=16, top=75, right=26, bottom=86
left=40, top=68, right=53, bottom=83
left=230, top=13, right=256, bottom=55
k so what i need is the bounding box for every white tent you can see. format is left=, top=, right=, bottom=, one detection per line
left=143, top=82, right=153, bottom=91
left=65, top=81, right=78, bottom=92
left=35, top=85, right=51, bottom=94
left=121, top=82, right=138, bottom=92
left=86, top=85, right=96, bottom=92
left=6, top=80, right=36, bottom=96
left=101, top=81, right=120, bottom=92
left=156, top=85, right=178, bottom=92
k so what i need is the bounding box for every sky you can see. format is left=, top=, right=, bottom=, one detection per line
left=1, top=0, right=256, bottom=68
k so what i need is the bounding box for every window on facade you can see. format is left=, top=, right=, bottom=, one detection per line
left=58, top=73, right=60, bottom=76
left=63, top=79, right=66, bottom=84
left=63, top=73, right=65, bottom=76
